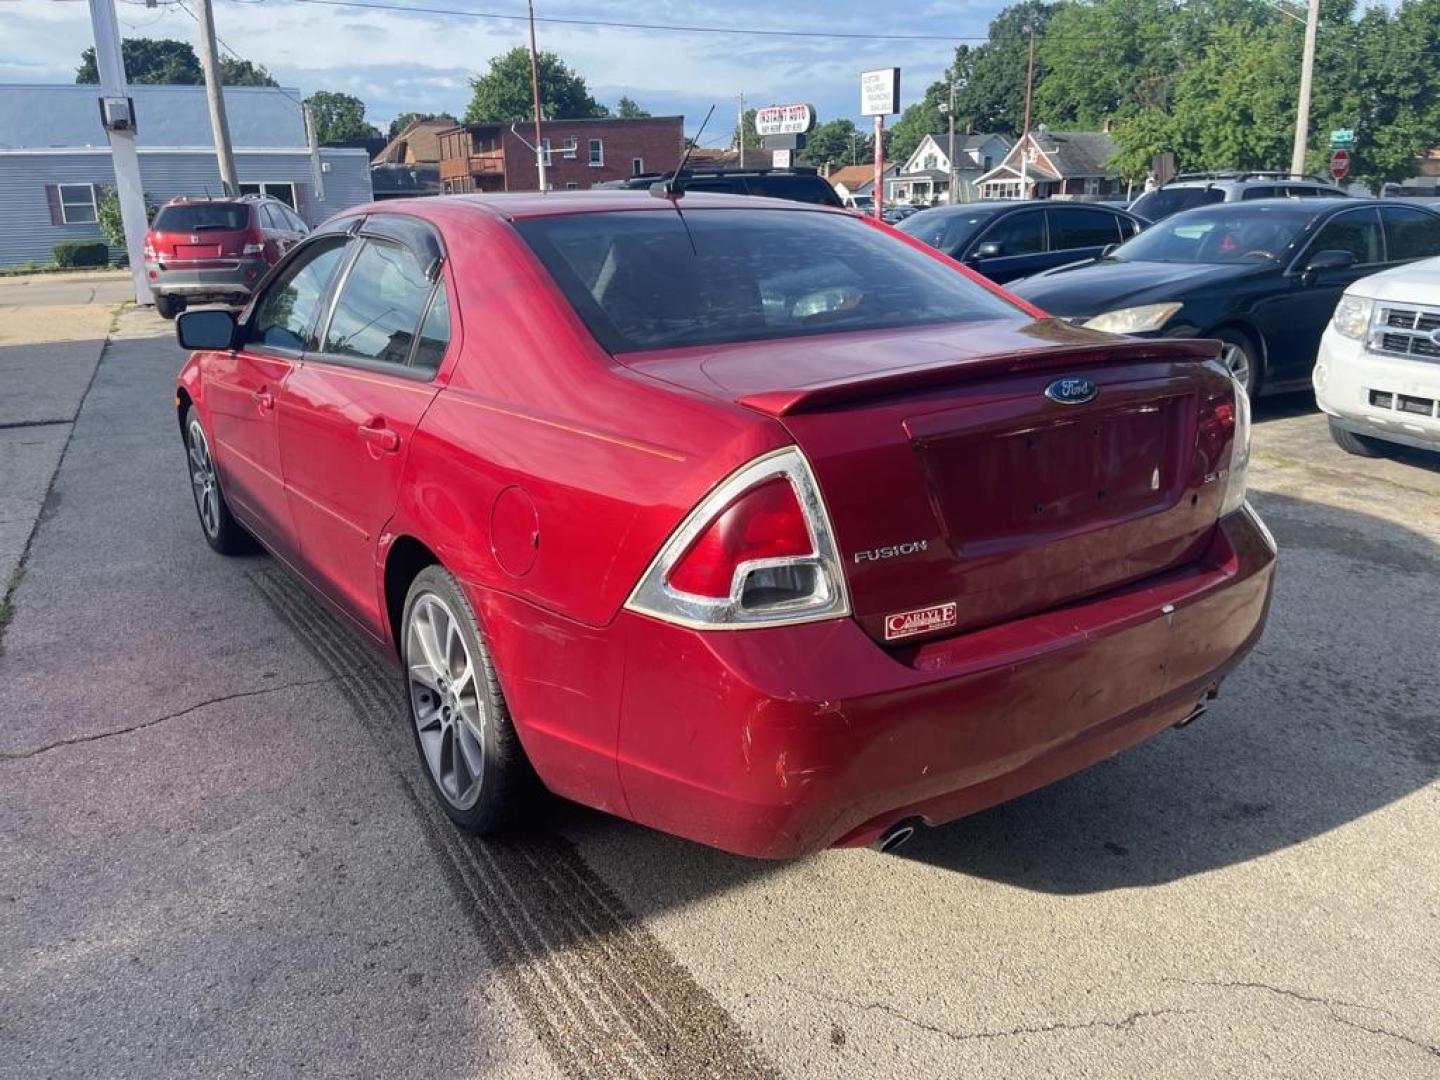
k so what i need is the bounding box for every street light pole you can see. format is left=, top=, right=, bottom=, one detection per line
left=526, top=0, right=547, bottom=191
left=1290, top=0, right=1321, bottom=176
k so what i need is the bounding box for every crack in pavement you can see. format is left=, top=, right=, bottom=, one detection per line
left=784, top=980, right=1188, bottom=1045
left=1331, top=1015, right=1440, bottom=1059
left=0, top=677, right=336, bottom=762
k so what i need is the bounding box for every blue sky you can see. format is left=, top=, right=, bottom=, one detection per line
left=0, top=0, right=1006, bottom=143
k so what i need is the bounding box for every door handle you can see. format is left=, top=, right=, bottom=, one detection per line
left=251, top=388, right=274, bottom=411
left=358, top=420, right=401, bottom=453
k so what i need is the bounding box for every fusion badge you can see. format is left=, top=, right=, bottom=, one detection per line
left=884, top=602, right=959, bottom=642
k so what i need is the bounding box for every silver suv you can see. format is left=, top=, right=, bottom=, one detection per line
left=1130, top=171, right=1347, bottom=223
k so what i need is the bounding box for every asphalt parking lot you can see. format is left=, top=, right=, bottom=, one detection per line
left=1, top=288, right=1437, bottom=1078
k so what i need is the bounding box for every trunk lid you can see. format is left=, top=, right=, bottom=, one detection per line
left=621, top=319, right=1236, bottom=645
left=147, top=202, right=254, bottom=264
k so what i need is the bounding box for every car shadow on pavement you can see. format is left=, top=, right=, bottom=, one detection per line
left=1253, top=389, right=1440, bottom=474
left=892, top=489, right=1440, bottom=893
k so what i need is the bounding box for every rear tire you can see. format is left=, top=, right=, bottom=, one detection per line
left=183, top=406, right=253, bottom=555
left=1328, top=417, right=1386, bottom=458
left=154, top=294, right=182, bottom=320
left=401, top=565, right=534, bottom=834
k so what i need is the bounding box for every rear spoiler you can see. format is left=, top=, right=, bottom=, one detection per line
left=738, top=337, right=1223, bottom=417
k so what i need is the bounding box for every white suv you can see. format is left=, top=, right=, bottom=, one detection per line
left=1315, top=255, right=1440, bottom=457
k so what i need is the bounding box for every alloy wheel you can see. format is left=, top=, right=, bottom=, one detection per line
left=187, top=419, right=221, bottom=538
left=1219, top=341, right=1252, bottom=395
left=406, top=592, right=487, bottom=810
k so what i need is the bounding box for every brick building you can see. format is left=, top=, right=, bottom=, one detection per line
left=437, top=116, right=683, bottom=193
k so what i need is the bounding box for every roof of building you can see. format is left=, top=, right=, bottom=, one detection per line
left=0, top=83, right=308, bottom=151
left=826, top=164, right=876, bottom=190
left=1031, top=129, right=1119, bottom=176
left=462, top=114, right=683, bottom=133
left=923, top=131, right=1012, bottom=152
left=373, top=118, right=454, bottom=165
left=687, top=147, right=743, bottom=168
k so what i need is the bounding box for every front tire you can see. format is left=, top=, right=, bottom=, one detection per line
left=183, top=406, right=253, bottom=555
left=1328, top=417, right=1386, bottom=457
left=402, top=565, right=532, bottom=834
left=1213, top=326, right=1261, bottom=397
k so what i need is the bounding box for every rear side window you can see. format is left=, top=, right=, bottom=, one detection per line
left=249, top=240, right=348, bottom=352
left=515, top=209, right=1020, bottom=353
left=979, top=210, right=1045, bottom=255
left=1128, top=186, right=1225, bottom=221
left=1380, top=206, right=1440, bottom=262
left=1241, top=186, right=1279, bottom=200
left=743, top=175, right=844, bottom=207
left=1047, top=207, right=1123, bottom=250
left=411, top=287, right=451, bottom=373
left=153, top=203, right=249, bottom=232
left=321, top=240, right=436, bottom=366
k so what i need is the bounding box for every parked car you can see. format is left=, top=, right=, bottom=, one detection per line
left=1129, top=171, right=1347, bottom=224
left=1009, top=199, right=1440, bottom=395
left=145, top=194, right=309, bottom=319
left=896, top=201, right=1145, bottom=284
left=597, top=167, right=843, bottom=208
left=882, top=205, right=921, bottom=225
left=173, top=192, right=1274, bottom=858
left=1315, top=253, right=1440, bottom=458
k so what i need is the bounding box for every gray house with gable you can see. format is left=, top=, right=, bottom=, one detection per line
left=0, top=83, right=373, bottom=267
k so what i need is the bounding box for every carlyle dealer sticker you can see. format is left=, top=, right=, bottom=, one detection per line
left=884, top=602, right=958, bottom=641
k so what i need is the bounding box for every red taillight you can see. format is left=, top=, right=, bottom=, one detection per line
left=666, top=477, right=812, bottom=598
left=241, top=229, right=266, bottom=256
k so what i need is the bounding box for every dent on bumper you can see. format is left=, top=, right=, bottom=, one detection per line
left=614, top=506, right=1277, bottom=859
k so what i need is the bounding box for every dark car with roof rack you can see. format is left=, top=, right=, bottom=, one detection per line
left=1130, top=171, right=1348, bottom=224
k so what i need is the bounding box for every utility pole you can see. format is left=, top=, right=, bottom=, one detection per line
left=194, top=0, right=238, bottom=196
left=85, top=0, right=152, bottom=305
left=526, top=0, right=547, bottom=191
left=1019, top=23, right=1036, bottom=199
left=1290, top=0, right=1321, bottom=176
left=738, top=92, right=746, bottom=168
left=946, top=73, right=957, bottom=205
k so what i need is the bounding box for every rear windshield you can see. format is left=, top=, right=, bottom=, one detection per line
left=152, top=203, right=249, bottom=232
left=1128, top=186, right=1225, bottom=221
left=514, top=208, right=1021, bottom=353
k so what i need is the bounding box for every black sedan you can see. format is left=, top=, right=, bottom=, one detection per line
left=896, top=201, right=1145, bottom=284
left=1008, top=198, right=1440, bottom=395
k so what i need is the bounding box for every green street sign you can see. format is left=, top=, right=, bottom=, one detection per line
left=1329, top=129, right=1355, bottom=149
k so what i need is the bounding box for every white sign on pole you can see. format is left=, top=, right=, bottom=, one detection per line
left=755, top=104, right=814, bottom=136
left=771, top=148, right=792, bottom=169
left=860, top=68, right=900, bottom=117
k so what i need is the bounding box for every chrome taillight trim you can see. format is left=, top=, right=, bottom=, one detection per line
left=623, top=446, right=852, bottom=631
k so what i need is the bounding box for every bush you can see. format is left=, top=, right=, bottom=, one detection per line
left=52, top=241, right=110, bottom=268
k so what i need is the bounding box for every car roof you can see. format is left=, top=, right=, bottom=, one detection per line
left=362, top=190, right=844, bottom=222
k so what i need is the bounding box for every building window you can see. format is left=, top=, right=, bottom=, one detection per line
left=540, top=138, right=552, bottom=166
left=58, top=183, right=98, bottom=224
left=923, top=153, right=937, bottom=170
left=563, top=137, right=578, bottom=159
left=632, top=157, right=644, bottom=176
left=589, top=138, right=604, bottom=166
left=239, top=181, right=297, bottom=208
left=566, top=181, right=578, bottom=190
left=1084, top=177, right=1101, bottom=195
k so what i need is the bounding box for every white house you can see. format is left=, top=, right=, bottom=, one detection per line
left=890, top=132, right=1012, bottom=205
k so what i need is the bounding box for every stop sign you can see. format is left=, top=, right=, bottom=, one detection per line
left=1330, top=148, right=1351, bottom=181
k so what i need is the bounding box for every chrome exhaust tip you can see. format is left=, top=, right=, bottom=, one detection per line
left=874, top=821, right=917, bottom=854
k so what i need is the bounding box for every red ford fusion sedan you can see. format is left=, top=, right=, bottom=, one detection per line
left=173, top=191, right=1275, bottom=858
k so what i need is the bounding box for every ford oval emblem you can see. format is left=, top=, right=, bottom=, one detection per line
left=1045, top=376, right=1099, bottom=405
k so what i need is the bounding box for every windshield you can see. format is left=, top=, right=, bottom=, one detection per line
left=152, top=203, right=249, bottom=232
left=1128, top=186, right=1225, bottom=222
left=1112, top=205, right=1312, bottom=264
left=897, top=208, right=995, bottom=253
left=515, top=208, right=1021, bottom=353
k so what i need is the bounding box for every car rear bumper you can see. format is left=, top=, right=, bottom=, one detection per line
left=612, top=504, right=1276, bottom=858
left=145, top=259, right=268, bottom=299
left=1314, top=328, right=1440, bottom=449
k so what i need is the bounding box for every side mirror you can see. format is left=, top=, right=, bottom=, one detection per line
left=975, top=241, right=1004, bottom=258
left=1100, top=243, right=1118, bottom=258
left=1301, top=248, right=1356, bottom=282
left=176, top=308, right=238, bottom=351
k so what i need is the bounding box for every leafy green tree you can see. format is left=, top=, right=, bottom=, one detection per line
left=464, top=47, right=608, bottom=123
left=733, top=108, right=759, bottom=152
left=96, top=186, right=158, bottom=247
left=77, top=38, right=275, bottom=86
left=305, top=90, right=382, bottom=144
left=799, top=119, right=871, bottom=167
left=953, top=1, right=1059, bottom=133
left=616, top=96, right=651, bottom=118
left=387, top=111, right=457, bottom=139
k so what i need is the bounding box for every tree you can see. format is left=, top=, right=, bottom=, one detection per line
left=305, top=90, right=382, bottom=144
left=387, top=111, right=457, bottom=139
left=733, top=108, right=759, bottom=153
left=616, top=96, right=651, bottom=119
left=799, top=119, right=871, bottom=167
left=464, top=47, right=608, bottom=123
left=77, top=38, right=275, bottom=86
left=96, top=186, right=158, bottom=248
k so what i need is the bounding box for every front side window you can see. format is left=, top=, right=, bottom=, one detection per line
left=249, top=240, right=348, bottom=352
left=589, top=138, right=604, bottom=166
left=979, top=210, right=1045, bottom=255
left=1307, top=208, right=1383, bottom=266
left=897, top=209, right=994, bottom=256
left=1379, top=206, right=1440, bottom=262
left=58, top=183, right=98, bottom=224
left=514, top=208, right=1021, bottom=354
left=321, top=239, right=435, bottom=367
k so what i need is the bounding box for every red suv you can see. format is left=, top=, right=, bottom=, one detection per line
left=144, top=195, right=308, bottom=318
